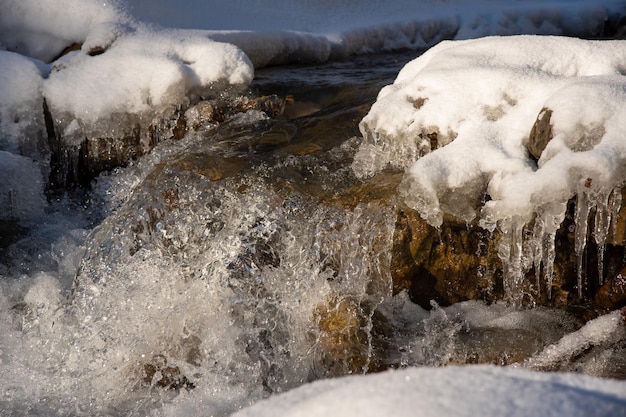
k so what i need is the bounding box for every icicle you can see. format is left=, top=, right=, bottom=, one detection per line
left=497, top=216, right=526, bottom=305
left=531, top=203, right=566, bottom=300
left=592, top=189, right=613, bottom=286
left=531, top=217, right=545, bottom=297
left=609, top=188, right=623, bottom=241
left=574, top=188, right=592, bottom=299
left=542, top=232, right=556, bottom=300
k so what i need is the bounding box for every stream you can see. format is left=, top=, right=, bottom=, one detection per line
left=0, top=51, right=624, bottom=416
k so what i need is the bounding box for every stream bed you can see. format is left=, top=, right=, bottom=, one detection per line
left=1, top=51, right=624, bottom=416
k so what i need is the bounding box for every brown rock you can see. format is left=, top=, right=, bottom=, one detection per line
left=528, top=107, right=553, bottom=159
left=313, top=296, right=392, bottom=375
left=594, top=266, right=626, bottom=310
left=390, top=210, right=503, bottom=309
left=140, top=354, right=195, bottom=390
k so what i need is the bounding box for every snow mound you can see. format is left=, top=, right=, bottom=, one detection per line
left=44, top=29, right=253, bottom=128
left=0, top=0, right=131, bottom=63
left=232, top=365, right=626, bottom=417
left=354, top=36, right=626, bottom=299
left=0, top=0, right=254, bottom=145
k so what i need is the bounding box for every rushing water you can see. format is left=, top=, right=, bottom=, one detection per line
left=1, top=52, right=624, bottom=416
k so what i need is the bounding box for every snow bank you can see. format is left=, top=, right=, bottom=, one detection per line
left=0, top=0, right=254, bottom=118
left=126, top=0, right=626, bottom=67
left=232, top=365, right=626, bottom=417
left=44, top=30, right=253, bottom=128
left=0, top=0, right=131, bottom=63
left=0, top=0, right=254, bottom=146
left=354, top=35, right=626, bottom=298
left=129, top=0, right=625, bottom=67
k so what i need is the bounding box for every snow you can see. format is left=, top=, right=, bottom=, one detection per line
left=0, top=0, right=623, bottom=145
left=0, top=50, right=47, bottom=158
left=354, top=35, right=626, bottom=300
left=126, top=0, right=626, bottom=64
left=0, top=0, right=130, bottom=63
left=44, top=30, right=253, bottom=126
left=232, top=364, right=626, bottom=417
left=356, top=36, right=626, bottom=226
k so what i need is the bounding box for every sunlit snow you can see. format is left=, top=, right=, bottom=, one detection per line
left=355, top=35, right=626, bottom=301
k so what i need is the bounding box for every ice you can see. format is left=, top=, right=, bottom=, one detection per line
left=357, top=36, right=626, bottom=300
left=525, top=309, right=626, bottom=372
left=0, top=151, right=46, bottom=223
left=0, top=51, right=47, bottom=159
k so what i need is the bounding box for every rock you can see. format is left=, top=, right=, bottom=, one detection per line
left=313, top=296, right=392, bottom=375
left=45, top=94, right=286, bottom=189
left=139, top=354, right=195, bottom=391
left=594, top=266, right=626, bottom=310
left=390, top=210, right=503, bottom=309
left=528, top=107, right=553, bottom=159
left=314, top=296, right=370, bottom=374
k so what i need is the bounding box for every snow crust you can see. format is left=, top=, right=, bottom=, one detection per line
left=232, top=364, right=626, bottom=417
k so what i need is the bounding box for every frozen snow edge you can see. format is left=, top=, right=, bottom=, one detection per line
left=231, top=364, right=626, bottom=417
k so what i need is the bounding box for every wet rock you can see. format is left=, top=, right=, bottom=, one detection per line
left=313, top=296, right=392, bottom=375
left=281, top=95, right=321, bottom=119
left=139, top=354, right=195, bottom=391
left=314, top=296, right=369, bottom=374
left=528, top=107, right=553, bottom=159
left=390, top=210, right=503, bottom=309
left=46, top=94, right=286, bottom=189
left=594, top=266, right=626, bottom=310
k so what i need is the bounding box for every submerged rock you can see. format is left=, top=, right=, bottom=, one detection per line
left=139, top=354, right=196, bottom=391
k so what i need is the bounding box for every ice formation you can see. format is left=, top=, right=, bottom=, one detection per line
left=525, top=309, right=626, bottom=372
left=355, top=36, right=626, bottom=300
